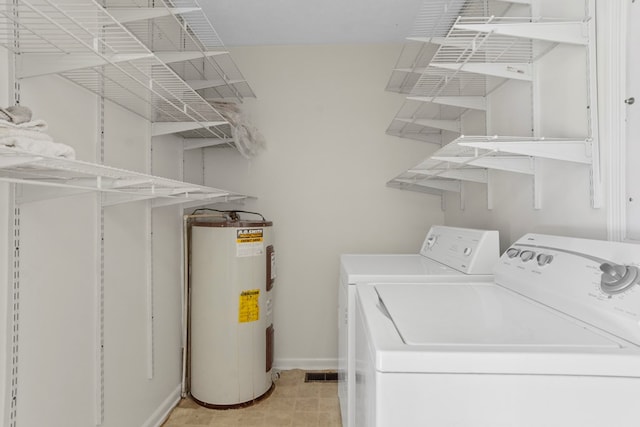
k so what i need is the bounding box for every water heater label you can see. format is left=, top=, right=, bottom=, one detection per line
left=238, top=289, right=260, bottom=323
left=236, top=228, right=264, bottom=257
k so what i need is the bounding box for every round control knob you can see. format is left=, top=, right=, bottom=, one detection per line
left=463, top=247, right=472, bottom=257
left=519, top=250, right=536, bottom=262
left=425, top=236, right=437, bottom=248
left=536, top=253, right=553, bottom=267
left=506, top=248, right=520, bottom=258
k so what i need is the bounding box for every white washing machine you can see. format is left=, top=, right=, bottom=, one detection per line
left=355, top=233, right=640, bottom=427
left=338, top=226, right=499, bottom=427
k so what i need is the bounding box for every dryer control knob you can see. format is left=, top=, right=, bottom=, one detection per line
left=463, top=247, right=472, bottom=257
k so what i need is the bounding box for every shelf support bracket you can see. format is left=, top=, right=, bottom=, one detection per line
left=429, top=63, right=532, bottom=81
left=431, top=156, right=534, bottom=175
left=458, top=140, right=592, bottom=164
left=453, top=22, right=589, bottom=46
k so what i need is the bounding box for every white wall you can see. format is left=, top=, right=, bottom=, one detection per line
left=17, top=75, right=100, bottom=427
left=198, top=44, right=443, bottom=368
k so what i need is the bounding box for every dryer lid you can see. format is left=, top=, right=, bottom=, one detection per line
left=340, top=254, right=461, bottom=283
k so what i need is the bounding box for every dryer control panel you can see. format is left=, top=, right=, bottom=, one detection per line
left=496, top=233, right=640, bottom=346
left=419, top=226, right=499, bottom=275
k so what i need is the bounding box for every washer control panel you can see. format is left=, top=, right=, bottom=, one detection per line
left=496, top=233, right=640, bottom=346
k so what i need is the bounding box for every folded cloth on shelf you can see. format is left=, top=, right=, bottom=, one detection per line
left=0, top=127, right=53, bottom=141
left=0, top=118, right=48, bottom=131
left=0, top=105, right=32, bottom=124
left=0, top=137, right=76, bottom=159
left=0, top=107, right=74, bottom=159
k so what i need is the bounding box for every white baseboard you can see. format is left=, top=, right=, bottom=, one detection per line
left=144, top=384, right=182, bottom=427
left=274, top=358, right=338, bottom=371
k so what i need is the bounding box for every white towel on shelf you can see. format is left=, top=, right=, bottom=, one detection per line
left=0, top=127, right=53, bottom=141
left=0, top=137, right=76, bottom=159
left=0, top=121, right=75, bottom=159
left=0, top=118, right=48, bottom=131
left=0, top=108, right=74, bottom=159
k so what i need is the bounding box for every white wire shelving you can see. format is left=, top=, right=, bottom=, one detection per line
left=0, top=0, right=254, bottom=142
left=387, top=0, right=600, bottom=209
left=105, top=0, right=255, bottom=102
left=387, top=97, right=469, bottom=144
left=386, top=0, right=474, bottom=95
left=0, top=0, right=257, bottom=206
left=386, top=0, right=527, bottom=94
left=388, top=135, right=594, bottom=208
left=413, top=16, right=588, bottom=93
left=387, top=0, right=589, bottom=130
left=390, top=12, right=590, bottom=137
left=0, top=146, right=249, bottom=207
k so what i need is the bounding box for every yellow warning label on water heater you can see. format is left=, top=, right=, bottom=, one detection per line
left=236, top=228, right=264, bottom=257
left=238, top=289, right=260, bottom=323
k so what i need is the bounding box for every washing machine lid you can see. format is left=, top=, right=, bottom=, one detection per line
left=377, top=283, right=617, bottom=347
left=358, top=283, right=640, bottom=377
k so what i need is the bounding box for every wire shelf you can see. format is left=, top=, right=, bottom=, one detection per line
left=386, top=0, right=484, bottom=94
left=0, top=0, right=144, bottom=54
left=409, top=66, right=490, bottom=97
left=0, top=146, right=247, bottom=206
left=387, top=174, right=461, bottom=195
left=386, top=41, right=439, bottom=94
left=388, top=135, right=592, bottom=196
left=388, top=0, right=599, bottom=208
left=105, top=0, right=255, bottom=100
left=410, top=15, right=588, bottom=98
left=387, top=93, right=488, bottom=144
left=0, top=0, right=253, bottom=138
left=429, top=17, right=534, bottom=65
left=409, top=0, right=487, bottom=40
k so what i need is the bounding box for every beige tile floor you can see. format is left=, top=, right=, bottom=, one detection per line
left=162, top=370, right=342, bottom=427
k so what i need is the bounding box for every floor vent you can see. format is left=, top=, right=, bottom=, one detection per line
left=304, top=372, right=338, bottom=383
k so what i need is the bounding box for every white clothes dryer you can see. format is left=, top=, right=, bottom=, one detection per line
left=338, top=226, right=499, bottom=427
left=355, top=233, right=640, bottom=427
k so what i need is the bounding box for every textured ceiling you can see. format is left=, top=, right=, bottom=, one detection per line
left=199, top=0, right=424, bottom=46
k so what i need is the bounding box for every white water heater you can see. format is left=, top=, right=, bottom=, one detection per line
left=189, top=217, right=275, bottom=408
